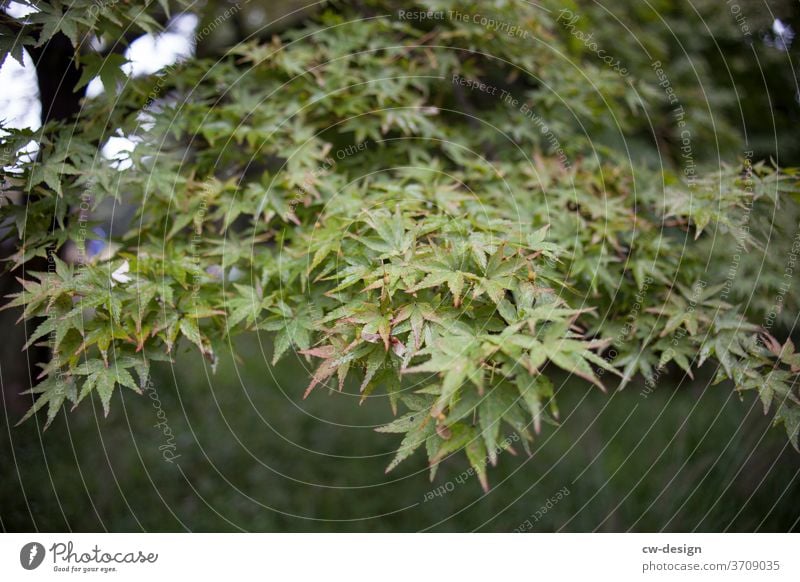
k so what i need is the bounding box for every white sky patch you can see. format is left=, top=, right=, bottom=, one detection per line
left=86, top=14, right=198, bottom=98
left=170, top=13, right=200, bottom=39
left=0, top=49, right=41, bottom=131
left=101, top=134, right=141, bottom=171
left=4, top=1, right=38, bottom=18
left=123, top=29, right=194, bottom=76
left=0, top=48, right=41, bottom=169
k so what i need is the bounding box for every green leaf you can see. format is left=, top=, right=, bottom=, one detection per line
left=17, top=375, right=76, bottom=429
left=517, top=372, right=554, bottom=435
left=75, top=53, right=129, bottom=96
left=385, top=413, right=434, bottom=473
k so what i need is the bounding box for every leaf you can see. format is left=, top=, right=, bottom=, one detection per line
left=303, top=358, right=340, bottom=398
left=776, top=401, right=800, bottom=451
left=360, top=346, right=386, bottom=393
left=75, top=53, right=129, bottom=96
left=526, top=225, right=562, bottom=259
left=0, top=24, right=29, bottom=67
left=479, top=396, right=504, bottom=466
left=376, top=411, right=422, bottom=434
left=429, top=423, right=476, bottom=465
left=179, top=318, right=206, bottom=353
left=17, top=375, right=76, bottom=429
left=272, top=329, right=292, bottom=364
left=94, top=368, right=117, bottom=416
left=385, top=413, right=434, bottom=473
left=517, top=372, right=554, bottom=435
left=465, top=437, right=489, bottom=493
left=545, top=346, right=607, bottom=391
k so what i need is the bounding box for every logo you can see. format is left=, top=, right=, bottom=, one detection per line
left=20, top=542, right=46, bottom=570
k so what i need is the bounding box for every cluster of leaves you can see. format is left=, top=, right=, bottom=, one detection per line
left=2, top=0, right=800, bottom=489
left=1, top=0, right=184, bottom=68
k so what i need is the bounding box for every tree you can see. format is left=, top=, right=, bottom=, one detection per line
left=2, top=0, right=799, bottom=491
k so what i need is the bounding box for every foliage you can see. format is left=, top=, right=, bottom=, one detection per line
left=2, top=0, right=800, bottom=490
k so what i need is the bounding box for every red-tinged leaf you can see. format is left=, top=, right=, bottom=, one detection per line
left=303, top=360, right=338, bottom=399
left=300, top=345, right=336, bottom=359
left=360, top=347, right=385, bottom=393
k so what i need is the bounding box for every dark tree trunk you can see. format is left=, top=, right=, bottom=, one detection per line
left=29, top=32, right=85, bottom=123
left=1, top=32, right=87, bottom=418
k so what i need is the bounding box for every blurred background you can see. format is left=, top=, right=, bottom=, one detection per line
left=3, top=340, right=800, bottom=532
left=2, top=0, right=800, bottom=532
